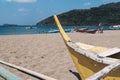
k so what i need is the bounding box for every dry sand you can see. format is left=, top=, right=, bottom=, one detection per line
left=0, top=30, right=120, bottom=80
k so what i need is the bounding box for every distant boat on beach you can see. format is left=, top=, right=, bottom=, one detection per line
left=48, top=29, right=71, bottom=33
left=25, top=26, right=33, bottom=29
left=85, top=29, right=97, bottom=34
left=48, top=29, right=59, bottom=33
left=74, top=28, right=97, bottom=34
left=109, top=25, right=120, bottom=30
left=75, top=28, right=88, bottom=33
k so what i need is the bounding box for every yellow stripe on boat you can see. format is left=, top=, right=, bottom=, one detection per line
left=53, top=15, right=120, bottom=80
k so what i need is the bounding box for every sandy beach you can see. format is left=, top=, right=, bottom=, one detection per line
left=0, top=30, right=120, bottom=80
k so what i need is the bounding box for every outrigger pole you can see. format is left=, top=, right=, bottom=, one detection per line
left=0, top=60, right=57, bottom=80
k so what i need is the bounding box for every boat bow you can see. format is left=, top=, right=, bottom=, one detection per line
left=53, top=15, right=120, bottom=80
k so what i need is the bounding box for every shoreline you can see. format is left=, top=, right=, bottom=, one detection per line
left=0, top=29, right=119, bottom=36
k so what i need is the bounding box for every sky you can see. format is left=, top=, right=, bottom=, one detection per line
left=0, top=0, right=120, bottom=25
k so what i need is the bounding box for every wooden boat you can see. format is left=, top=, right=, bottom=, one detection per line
left=109, top=25, right=120, bottom=30
left=75, top=28, right=97, bottom=34
left=75, top=28, right=88, bottom=33
left=48, top=29, right=71, bottom=33
left=48, top=29, right=60, bottom=33
left=25, top=26, right=33, bottom=29
left=53, top=15, right=120, bottom=80
left=0, top=66, right=21, bottom=80
left=85, top=29, right=97, bottom=34
left=0, top=60, right=57, bottom=80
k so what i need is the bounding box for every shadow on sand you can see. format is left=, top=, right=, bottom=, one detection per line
left=69, top=70, right=81, bottom=80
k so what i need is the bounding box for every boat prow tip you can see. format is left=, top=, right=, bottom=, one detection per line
left=53, top=15, right=71, bottom=42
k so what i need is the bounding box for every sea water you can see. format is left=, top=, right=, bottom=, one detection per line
left=0, top=25, right=115, bottom=35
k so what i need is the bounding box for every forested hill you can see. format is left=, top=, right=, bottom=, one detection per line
left=36, top=2, right=120, bottom=26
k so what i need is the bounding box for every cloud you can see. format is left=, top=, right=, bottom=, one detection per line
left=84, top=2, right=91, bottom=6
left=18, top=8, right=29, bottom=16
left=6, top=0, right=37, bottom=3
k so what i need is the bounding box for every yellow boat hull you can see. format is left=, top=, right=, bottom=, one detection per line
left=67, top=44, right=120, bottom=80
left=53, top=15, right=120, bottom=80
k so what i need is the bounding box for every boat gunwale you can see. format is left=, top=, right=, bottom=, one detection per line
left=67, top=42, right=120, bottom=65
